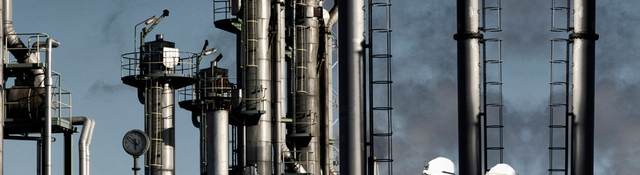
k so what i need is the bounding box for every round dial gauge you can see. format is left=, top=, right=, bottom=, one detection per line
left=122, top=129, right=150, bottom=157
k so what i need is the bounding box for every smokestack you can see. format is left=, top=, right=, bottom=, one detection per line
left=454, top=0, right=482, bottom=174
left=338, top=0, right=365, bottom=174
left=570, top=0, right=597, bottom=174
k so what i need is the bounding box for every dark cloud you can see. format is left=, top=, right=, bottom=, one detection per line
left=85, top=80, right=128, bottom=98
left=390, top=0, right=640, bottom=174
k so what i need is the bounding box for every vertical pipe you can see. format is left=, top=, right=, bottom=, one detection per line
left=64, top=133, right=72, bottom=175
left=338, top=0, right=364, bottom=174
left=454, top=0, right=482, bottom=174
left=570, top=0, right=596, bottom=174
left=37, top=139, right=42, bottom=175
left=236, top=36, right=246, bottom=173
left=0, top=1, right=4, bottom=174
left=272, top=0, right=287, bottom=174
left=207, top=110, right=229, bottom=175
left=74, top=117, right=95, bottom=175
left=44, top=37, right=53, bottom=175
left=242, top=0, right=272, bottom=173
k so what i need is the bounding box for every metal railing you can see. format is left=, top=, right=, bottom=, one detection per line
left=121, top=51, right=198, bottom=79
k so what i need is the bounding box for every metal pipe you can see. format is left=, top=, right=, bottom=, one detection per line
left=338, top=0, right=365, bottom=174
left=0, top=1, right=4, bottom=174
left=242, top=0, right=272, bottom=173
left=272, top=0, right=287, bottom=173
left=328, top=0, right=339, bottom=28
left=454, top=0, right=482, bottom=174
left=64, top=133, right=72, bottom=175
left=570, top=0, right=597, bottom=174
left=2, top=0, right=27, bottom=60
left=43, top=36, right=53, bottom=175
left=206, top=110, right=229, bottom=175
left=70, top=116, right=95, bottom=175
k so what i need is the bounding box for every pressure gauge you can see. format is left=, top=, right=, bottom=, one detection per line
left=122, top=129, right=150, bottom=157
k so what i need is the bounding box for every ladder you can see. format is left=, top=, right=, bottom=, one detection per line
left=548, top=0, right=571, bottom=174
left=480, top=0, right=503, bottom=172
left=367, top=0, right=393, bottom=174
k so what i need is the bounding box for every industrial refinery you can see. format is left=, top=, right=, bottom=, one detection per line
left=1, top=0, right=639, bottom=174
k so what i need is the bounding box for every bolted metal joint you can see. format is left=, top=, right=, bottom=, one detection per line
left=569, top=32, right=600, bottom=40
left=453, top=32, right=484, bottom=40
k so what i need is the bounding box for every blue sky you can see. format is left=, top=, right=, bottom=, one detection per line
left=4, top=0, right=640, bottom=174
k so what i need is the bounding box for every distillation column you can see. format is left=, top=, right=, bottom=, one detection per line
left=570, top=0, right=597, bottom=174
left=291, top=0, right=321, bottom=174
left=121, top=35, right=193, bottom=175
left=338, top=0, right=364, bottom=174
left=242, top=0, right=272, bottom=173
left=454, top=0, right=482, bottom=174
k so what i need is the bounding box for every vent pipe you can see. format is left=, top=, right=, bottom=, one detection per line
left=454, top=0, right=482, bottom=174
left=570, top=0, right=597, bottom=174
left=338, top=0, right=364, bottom=174
left=71, top=117, right=95, bottom=175
left=271, top=0, right=286, bottom=174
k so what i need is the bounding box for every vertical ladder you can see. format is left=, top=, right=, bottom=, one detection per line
left=367, top=0, right=393, bottom=174
left=480, top=0, right=503, bottom=172
left=548, top=0, right=571, bottom=174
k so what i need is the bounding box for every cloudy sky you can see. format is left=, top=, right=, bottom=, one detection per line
left=3, top=0, right=639, bottom=174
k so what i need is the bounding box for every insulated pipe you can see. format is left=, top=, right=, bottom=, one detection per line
left=454, top=0, right=482, bottom=174
left=338, top=0, right=364, bottom=174
left=271, top=0, right=287, bottom=174
left=242, top=0, right=272, bottom=173
left=3, top=0, right=43, bottom=87
left=570, top=0, right=597, bottom=174
left=328, top=0, right=339, bottom=29
left=2, top=0, right=27, bottom=60
left=206, top=110, right=228, bottom=175
left=70, top=116, right=95, bottom=175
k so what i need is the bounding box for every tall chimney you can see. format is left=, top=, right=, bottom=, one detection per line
left=338, top=0, right=365, bottom=174
left=570, top=0, right=597, bottom=174
left=454, top=0, right=482, bottom=174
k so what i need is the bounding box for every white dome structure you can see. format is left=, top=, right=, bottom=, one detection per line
left=486, top=164, right=517, bottom=175
left=423, top=157, right=455, bottom=175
